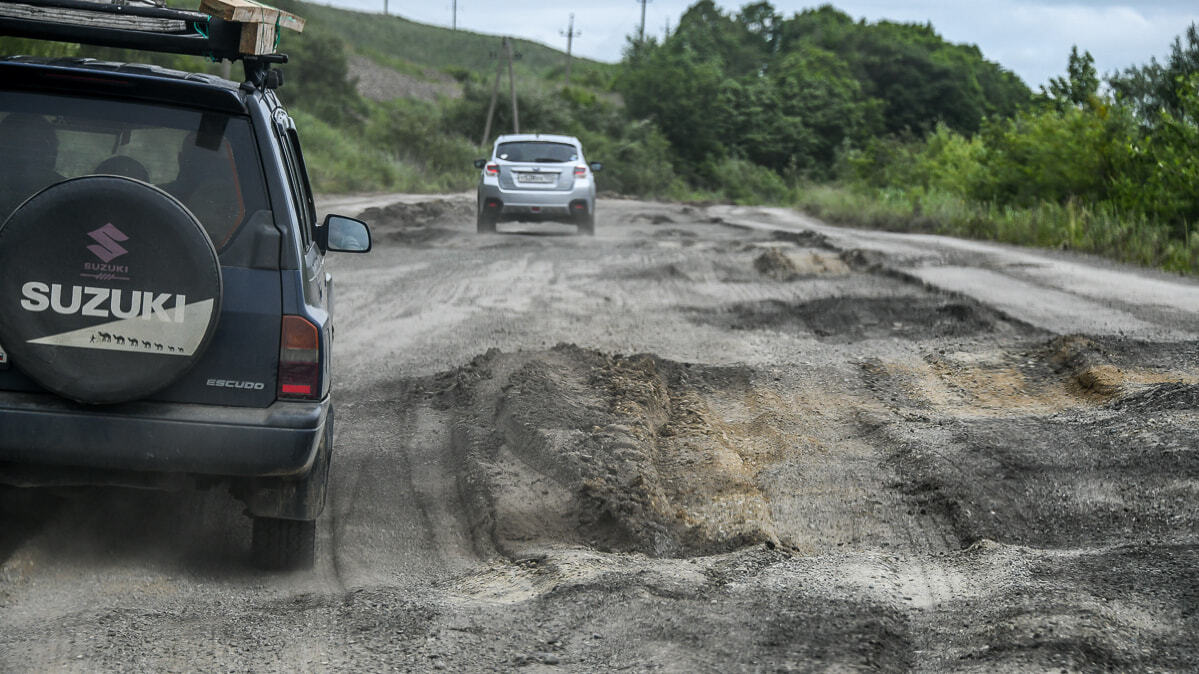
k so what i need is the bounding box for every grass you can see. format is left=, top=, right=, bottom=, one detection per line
left=292, top=110, right=477, bottom=194
left=271, top=0, right=614, bottom=82
left=791, top=183, right=1199, bottom=275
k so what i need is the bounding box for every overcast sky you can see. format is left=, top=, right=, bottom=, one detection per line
left=319, top=1, right=1198, bottom=88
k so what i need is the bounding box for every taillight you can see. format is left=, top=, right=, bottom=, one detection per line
left=485, top=163, right=499, bottom=176
left=278, top=315, right=320, bottom=400
left=574, top=165, right=587, bottom=178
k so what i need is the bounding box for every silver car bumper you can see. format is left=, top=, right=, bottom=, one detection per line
left=478, top=178, right=595, bottom=216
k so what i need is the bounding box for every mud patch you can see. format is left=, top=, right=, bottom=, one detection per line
left=908, top=541, right=1199, bottom=671
left=630, top=213, right=676, bottom=225
left=434, top=345, right=956, bottom=560
left=693, top=295, right=1027, bottom=341
left=771, top=229, right=833, bottom=249
left=840, top=248, right=889, bottom=270
left=651, top=228, right=699, bottom=240
left=753, top=248, right=849, bottom=280
left=866, top=336, right=1199, bottom=549
left=441, top=547, right=915, bottom=671
left=622, top=263, right=696, bottom=283
left=357, top=200, right=472, bottom=245
left=443, top=346, right=779, bottom=557
left=863, top=335, right=1199, bottom=418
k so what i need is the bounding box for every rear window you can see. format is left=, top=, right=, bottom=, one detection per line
left=0, top=92, right=267, bottom=250
left=495, top=141, right=578, bottom=163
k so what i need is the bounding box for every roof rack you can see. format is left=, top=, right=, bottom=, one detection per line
left=0, top=0, right=304, bottom=78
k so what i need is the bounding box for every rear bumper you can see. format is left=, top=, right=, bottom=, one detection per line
left=0, top=391, right=327, bottom=483
left=479, top=180, right=594, bottom=214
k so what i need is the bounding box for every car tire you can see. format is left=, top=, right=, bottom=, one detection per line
left=576, top=210, right=595, bottom=236
left=251, top=516, right=315, bottom=570
left=0, top=176, right=222, bottom=404
left=476, top=203, right=497, bottom=233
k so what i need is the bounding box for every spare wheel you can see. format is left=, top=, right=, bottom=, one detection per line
left=0, top=176, right=222, bottom=404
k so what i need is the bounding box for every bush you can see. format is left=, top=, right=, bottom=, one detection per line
left=291, top=110, right=398, bottom=193
left=700, top=157, right=790, bottom=204
left=578, top=121, right=684, bottom=198
left=365, top=99, right=478, bottom=177
left=790, top=182, right=1199, bottom=274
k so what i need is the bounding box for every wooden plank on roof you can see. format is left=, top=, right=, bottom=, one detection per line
left=198, top=0, right=304, bottom=32
left=0, top=2, right=188, bottom=32
left=197, top=0, right=304, bottom=56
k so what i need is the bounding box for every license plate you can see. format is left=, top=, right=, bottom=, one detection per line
left=517, top=173, right=555, bottom=184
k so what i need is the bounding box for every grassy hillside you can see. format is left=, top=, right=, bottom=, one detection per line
left=272, top=0, right=614, bottom=84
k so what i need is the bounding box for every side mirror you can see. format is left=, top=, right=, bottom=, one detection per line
left=473, top=158, right=487, bottom=169
left=588, top=162, right=603, bottom=173
left=320, top=214, right=372, bottom=253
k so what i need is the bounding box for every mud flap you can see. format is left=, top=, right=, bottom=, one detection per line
left=240, top=407, right=333, bottom=520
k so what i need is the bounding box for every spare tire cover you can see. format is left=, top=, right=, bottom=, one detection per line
left=0, top=176, right=222, bottom=404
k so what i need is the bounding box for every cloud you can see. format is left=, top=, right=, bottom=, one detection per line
left=316, top=0, right=1199, bottom=87
left=806, top=1, right=1197, bottom=86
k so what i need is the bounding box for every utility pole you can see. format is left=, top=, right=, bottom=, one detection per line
left=560, top=13, right=581, bottom=86
left=383, top=0, right=387, bottom=16
left=481, top=37, right=520, bottom=145
left=452, top=0, right=457, bottom=30
left=636, top=0, right=651, bottom=43
left=505, top=36, right=519, bottom=134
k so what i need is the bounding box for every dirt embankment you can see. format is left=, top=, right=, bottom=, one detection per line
left=357, top=199, right=473, bottom=246
left=434, top=346, right=782, bottom=558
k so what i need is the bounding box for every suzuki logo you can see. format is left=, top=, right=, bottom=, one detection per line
left=87, top=223, right=129, bottom=263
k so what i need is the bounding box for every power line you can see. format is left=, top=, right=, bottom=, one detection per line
left=560, top=13, right=581, bottom=86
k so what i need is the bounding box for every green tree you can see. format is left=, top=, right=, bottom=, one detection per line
left=1110, top=73, right=1199, bottom=229
left=1044, top=46, right=1099, bottom=109
left=771, top=46, right=878, bottom=173
left=1110, top=24, right=1199, bottom=122
left=279, top=34, right=365, bottom=127
left=617, top=42, right=727, bottom=166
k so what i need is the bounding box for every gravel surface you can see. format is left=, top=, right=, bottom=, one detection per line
left=2, top=197, right=1197, bottom=671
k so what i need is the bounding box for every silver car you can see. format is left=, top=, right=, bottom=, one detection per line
left=474, top=134, right=602, bottom=235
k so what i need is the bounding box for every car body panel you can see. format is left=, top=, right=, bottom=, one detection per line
left=478, top=133, right=597, bottom=223
left=0, top=56, right=366, bottom=519
left=0, top=391, right=325, bottom=478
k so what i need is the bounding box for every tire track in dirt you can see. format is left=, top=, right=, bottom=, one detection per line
left=328, top=380, right=482, bottom=588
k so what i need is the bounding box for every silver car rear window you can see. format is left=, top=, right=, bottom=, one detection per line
left=496, top=141, right=578, bottom=163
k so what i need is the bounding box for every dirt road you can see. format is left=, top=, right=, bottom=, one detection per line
left=2, top=196, right=1197, bottom=671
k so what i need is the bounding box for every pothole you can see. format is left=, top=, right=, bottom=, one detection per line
left=863, top=335, right=1199, bottom=418
left=870, top=336, right=1199, bottom=548
left=753, top=248, right=850, bottom=280
left=631, top=212, right=676, bottom=225
left=692, top=296, right=1030, bottom=342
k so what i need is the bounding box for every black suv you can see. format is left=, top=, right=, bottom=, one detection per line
left=0, top=1, right=371, bottom=569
